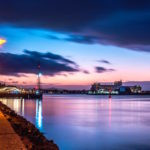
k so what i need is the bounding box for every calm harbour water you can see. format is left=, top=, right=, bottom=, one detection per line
left=1, top=94, right=150, bottom=150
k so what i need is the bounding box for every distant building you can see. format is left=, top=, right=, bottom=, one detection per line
left=118, top=85, right=142, bottom=94
left=89, top=81, right=142, bottom=95
left=118, top=86, right=131, bottom=94
left=90, top=83, right=101, bottom=91
left=128, top=85, right=142, bottom=93
left=114, top=80, right=122, bottom=87
left=89, top=81, right=122, bottom=95
left=0, top=86, right=21, bottom=94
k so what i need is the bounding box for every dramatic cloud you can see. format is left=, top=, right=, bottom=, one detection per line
left=95, top=66, right=115, bottom=73
left=98, top=60, right=111, bottom=64
left=0, top=0, right=150, bottom=52
left=65, top=35, right=99, bottom=44
left=0, top=50, right=79, bottom=76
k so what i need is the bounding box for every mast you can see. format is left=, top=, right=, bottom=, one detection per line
left=37, top=63, right=41, bottom=92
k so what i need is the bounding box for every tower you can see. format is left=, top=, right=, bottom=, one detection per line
left=37, top=64, right=41, bottom=92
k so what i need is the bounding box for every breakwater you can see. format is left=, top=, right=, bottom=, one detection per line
left=0, top=101, right=59, bottom=150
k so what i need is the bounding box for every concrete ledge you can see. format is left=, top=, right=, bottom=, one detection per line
left=0, top=111, right=26, bottom=150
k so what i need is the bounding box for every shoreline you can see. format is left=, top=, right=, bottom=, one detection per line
left=0, top=101, right=59, bottom=150
left=44, top=93, right=150, bottom=96
left=87, top=93, right=150, bottom=95
left=0, top=93, right=42, bottom=99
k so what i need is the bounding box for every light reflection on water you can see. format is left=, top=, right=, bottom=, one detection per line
left=35, top=100, right=42, bottom=129
left=1, top=95, right=150, bottom=150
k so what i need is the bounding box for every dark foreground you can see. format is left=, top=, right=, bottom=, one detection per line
left=0, top=101, right=59, bottom=150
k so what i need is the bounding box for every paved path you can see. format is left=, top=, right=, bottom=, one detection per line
left=0, top=111, right=26, bottom=150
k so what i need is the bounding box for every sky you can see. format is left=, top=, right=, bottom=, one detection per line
left=0, top=0, right=150, bottom=90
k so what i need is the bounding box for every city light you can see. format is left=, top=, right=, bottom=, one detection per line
left=38, top=72, right=42, bottom=77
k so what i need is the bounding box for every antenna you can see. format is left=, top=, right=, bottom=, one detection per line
left=37, top=63, right=41, bottom=92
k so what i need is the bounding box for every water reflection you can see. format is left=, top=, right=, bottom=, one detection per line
left=0, top=98, right=24, bottom=115
left=36, top=99, right=43, bottom=129
left=109, top=97, right=112, bottom=127
left=0, top=98, right=43, bottom=130
left=1, top=95, right=150, bottom=150
left=20, top=99, right=24, bottom=116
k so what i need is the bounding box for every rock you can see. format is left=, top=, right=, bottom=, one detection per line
left=0, top=102, right=59, bottom=150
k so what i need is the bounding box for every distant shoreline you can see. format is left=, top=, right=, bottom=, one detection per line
left=43, top=93, right=150, bottom=96
left=0, top=93, right=42, bottom=99
left=87, top=93, right=150, bottom=95
left=0, top=92, right=150, bottom=99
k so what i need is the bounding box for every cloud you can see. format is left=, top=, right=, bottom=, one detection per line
left=98, top=60, right=111, bottom=64
left=65, top=35, right=99, bottom=44
left=83, top=70, right=90, bottom=74
left=0, top=0, right=150, bottom=52
left=24, top=50, right=76, bottom=66
left=95, top=66, right=115, bottom=73
left=0, top=50, right=79, bottom=76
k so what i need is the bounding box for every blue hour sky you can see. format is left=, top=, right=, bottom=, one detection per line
left=0, top=0, right=150, bottom=90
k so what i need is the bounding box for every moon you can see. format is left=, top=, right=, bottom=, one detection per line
left=0, top=38, right=6, bottom=46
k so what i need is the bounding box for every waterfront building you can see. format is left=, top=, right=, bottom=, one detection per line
left=129, top=85, right=142, bottom=93
left=89, top=81, right=121, bottom=95
left=118, top=86, right=131, bottom=94
left=114, top=80, right=122, bottom=87
left=89, top=81, right=142, bottom=95
left=0, top=86, right=21, bottom=94
left=90, top=83, right=101, bottom=91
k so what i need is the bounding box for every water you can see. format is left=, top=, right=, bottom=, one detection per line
left=1, top=95, right=150, bottom=150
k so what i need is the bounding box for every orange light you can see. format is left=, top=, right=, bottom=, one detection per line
left=0, top=38, right=6, bottom=46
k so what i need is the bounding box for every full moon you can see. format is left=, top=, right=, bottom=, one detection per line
left=0, top=38, right=6, bottom=46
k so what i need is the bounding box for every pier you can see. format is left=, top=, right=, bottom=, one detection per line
left=0, top=93, right=43, bottom=99
left=0, top=84, right=43, bottom=99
